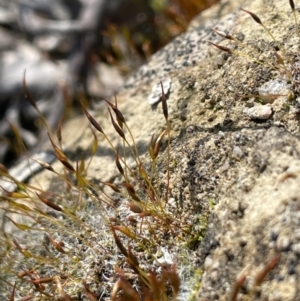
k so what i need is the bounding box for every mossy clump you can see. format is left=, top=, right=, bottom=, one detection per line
left=0, top=80, right=208, bottom=301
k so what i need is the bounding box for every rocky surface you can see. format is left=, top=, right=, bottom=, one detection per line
left=0, top=0, right=156, bottom=166
left=3, top=0, right=300, bottom=300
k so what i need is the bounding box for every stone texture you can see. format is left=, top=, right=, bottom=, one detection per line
left=3, top=0, right=300, bottom=300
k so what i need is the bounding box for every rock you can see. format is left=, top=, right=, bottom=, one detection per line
left=258, top=79, right=289, bottom=103
left=3, top=0, right=300, bottom=300
left=147, top=78, right=172, bottom=105
left=244, top=104, right=272, bottom=120
left=232, top=145, right=244, bottom=160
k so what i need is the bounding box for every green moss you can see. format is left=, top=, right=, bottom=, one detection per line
left=188, top=269, right=203, bottom=301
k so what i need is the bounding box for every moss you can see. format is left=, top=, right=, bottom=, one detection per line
left=0, top=89, right=207, bottom=301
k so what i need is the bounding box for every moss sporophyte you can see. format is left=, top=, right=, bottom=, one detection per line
left=210, top=1, right=300, bottom=104
left=2, top=1, right=298, bottom=300
left=0, top=75, right=203, bottom=300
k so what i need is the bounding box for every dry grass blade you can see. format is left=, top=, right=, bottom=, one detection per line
left=111, top=279, right=121, bottom=301
left=12, top=239, right=32, bottom=258
left=126, top=246, right=149, bottom=284
left=111, top=278, right=140, bottom=301
left=7, top=200, right=33, bottom=214
left=108, top=108, right=126, bottom=140
left=83, top=281, right=98, bottom=301
left=154, top=129, right=167, bottom=158
left=104, top=97, right=126, bottom=125
left=9, top=282, right=16, bottom=301
left=160, top=81, right=168, bottom=120
left=57, top=115, right=64, bottom=146
left=138, top=163, right=148, bottom=181
left=76, top=160, right=87, bottom=187
left=112, top=228, right=128, bottom=257
left=123, top=181, right=141, bottom=202
left=100, top=181, right=121, bottom=193
left=289, top=0, right=299, bottom=36
left=254, top=254, right=280, bottom=286
left=241, top=8, right=262, bottom=25
left=48, top=234, right=67, bottom=254
left=230, top=273, right=247, bottom=301
left=58, top=158, right=76, bottom=173
left=54, top=276, right=74, bottom=301
left=6, top=217, right=34, bottom=231
left=148, top=270, right=161, bottom=300
left=149, top=133, right=156, bottom=160
left=290, top=0, right=295, bottom=10
left=1, top=187, right=28, bottom=199
left=8, top=122, right=27, bottom=155
left=85, top=127, right=99, bottom=172
left=30, top=277, right=54, bottom=285
left=127, top=245, right=139, bottom=268
left=22, top=70, right=38, bottom=110
left=112, top=226, right=137, bottom=240
left=31, top=157, right=56, bottom=173
left=47, top=133, right=75, bottom=172
left=47, top=133, right=67, bottom=160
left=161, top=81, right=171, bottom=204
left=115, top=149, right=125, bottom=176
left=128, top=202, right=143, bottom=213
left=19, top=269, right=37, bottom=284
left=207, top=41, right=232, bottom=52
left=211, top=28, right=234, bottom=40
left=17, top=271, right=28, bottom=279
left=90, top=127, right=98, bottom=158
left=275, top=52, right=284, bottom=65
left=36, top=193, right=63, bottom=212
left=140, top=281, right=151, bottom=301
left=81, top=102, right=104, bottom=134
left=165, top=264, right=180, bottom=297
left=23, top=71, right=54, bottom=137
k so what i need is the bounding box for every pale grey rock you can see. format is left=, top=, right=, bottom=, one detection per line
left=147, top=78, right=171, bottom=105
left=258, top=79, right=289, bottom=103
left=232, top=145, right=243, bottom=160
left=244, top=104, right=272, bottom=120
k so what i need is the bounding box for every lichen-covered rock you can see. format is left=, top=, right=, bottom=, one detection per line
left=4, top=0, right=300, bottom=300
